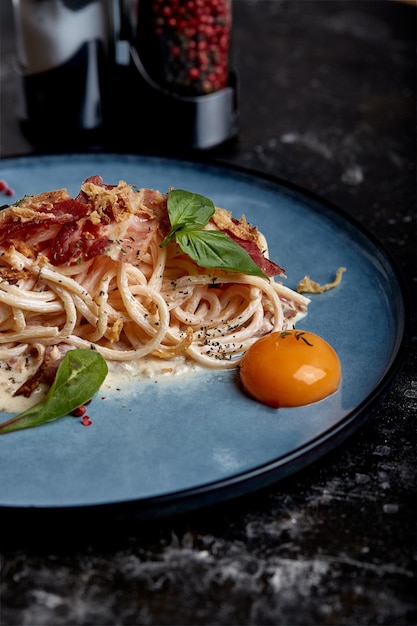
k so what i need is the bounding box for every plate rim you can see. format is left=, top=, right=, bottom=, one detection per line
left=0, top=151, right=410, bottom=516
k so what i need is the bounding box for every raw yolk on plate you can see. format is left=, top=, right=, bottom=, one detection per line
left=239, top=330, right=341, bottom=408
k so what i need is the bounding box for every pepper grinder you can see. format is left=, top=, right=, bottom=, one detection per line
left=12, top=0, right=238, bottom=152
left=111, top=0, right=239, bottom=151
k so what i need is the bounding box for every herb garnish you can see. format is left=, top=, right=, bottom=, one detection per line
left=280, top=330, right=314, bottom=346
left=0, top=349, right=108, bottom=434
left=0, top=195, right=27, bottom=211
left=160, top=189, right=267, bottom=278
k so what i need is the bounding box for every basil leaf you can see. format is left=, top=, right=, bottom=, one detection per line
left=161, top=189, right=215, bottom=246
left=168, top=189, right=215, bottom=228
left=0, top=349, right=108, bottom=434
left=160, top=188, right=268, bottom=279
left=176, top=230, right=267, bottom=278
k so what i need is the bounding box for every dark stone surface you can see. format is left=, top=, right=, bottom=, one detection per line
left=0, top=1, right=416, bottom=624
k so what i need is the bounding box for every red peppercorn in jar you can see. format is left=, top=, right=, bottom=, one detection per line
left=135, top=0, right=232, bottom=96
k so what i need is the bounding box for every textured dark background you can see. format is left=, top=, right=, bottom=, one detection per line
left=1, top=1, right=416, bottom=625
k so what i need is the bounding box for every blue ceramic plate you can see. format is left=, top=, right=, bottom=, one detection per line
left=0, top=154, right=407, bottom=514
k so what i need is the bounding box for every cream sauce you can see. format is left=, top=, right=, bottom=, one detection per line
left=0, top=354, right=202, bottom=415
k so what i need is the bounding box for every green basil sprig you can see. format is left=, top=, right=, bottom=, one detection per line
left=0, top=349, right=108, bottom=434
left=160, top=189, right=267, bottom=278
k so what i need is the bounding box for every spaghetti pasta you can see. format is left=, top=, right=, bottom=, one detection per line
left=0, top=176, right=309, bottom=398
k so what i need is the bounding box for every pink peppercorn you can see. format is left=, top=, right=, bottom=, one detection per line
left=144, top=0, right=231, bottom=96
left=73, top=405, right=87, bottom=417
left=0, top=180, right=14, bottom=196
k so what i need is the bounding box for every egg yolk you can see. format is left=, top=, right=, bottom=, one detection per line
left=239, top=330, right=341, bottom=408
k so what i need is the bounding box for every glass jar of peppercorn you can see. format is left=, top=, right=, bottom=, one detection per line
left=135, top=0, right=232, bottom=97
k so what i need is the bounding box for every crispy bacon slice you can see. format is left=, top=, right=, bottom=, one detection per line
left=0, top=176, right=169, bottom=267
left=13, top=346, right=63, bottom=397
left=0, top=198, right=87, bottom=249
left=49, top=221, right=108, bottom=265
left=0, top=175, right=282, bottom=276
left=13, top=362, right=47, bottom=398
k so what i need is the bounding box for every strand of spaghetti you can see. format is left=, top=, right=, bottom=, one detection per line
left=0, top=307, right=12, bottom=325
left=36, top=264, right=100, bottom=327
left=12, top=307, right=26, bottom=332
left=191, top=276, right=286, bottom=335
left=181, top=286, right=223, bottom=324
left=45, top=283, right=78, bottom=339
left=150, top=324, right=192, bottom=352
left=67, top=293, right=100, bottom=331
left=53, top=258, right=96, bottom=277
left=199, top=306, right=267, bottom=348
left=119, top=263, right=169, bottom=332
left=185, top=343, right=239, bottom=369
left=155, top=290, right=266, bottom=364
left=0, top=282, right=63, bottom=312
left=166, top=272, right=310, bottom=310
left=61, top=335, right=170, bottom=362
left=161, top=275, right=236, bottom=310
left=173, top=285, right=262, bottom=331
left=118, top=264, right=169, bottom=334
left=171, top=284, right=219, bottom=325
left=0, top=247, right=30, bottom=271
left=36, top=264, right=95, bottom=304
left=272, top=281, right=310, bottom=307
left=164, top=280, right=279, bottom=347
left=88, top=271, right=134, bottom=343
left=115, top=263, right=170, bottom=356
left=0, top=343, right=31, bottom=359
left=84, top=261, right=148, bottom=340
left=203, top=285, right=261, bottom=327
left=87, top=269, right=117, bottom=342
left=65, top=264, right=101, bottom=296
left=164, top=257, right=201, bottom=281
left=0, top=327, right=60, bottom=343
left=199, top=289, right=223, bottom=320
left=121, top=263, right=149, bottom=287
left=72, top=256, right=119, bottom=295
left=147, top=241, right=167, bottom=291
left=196, top=312, right=267, bottom=363
left=0, top=318, right=19, bottom=333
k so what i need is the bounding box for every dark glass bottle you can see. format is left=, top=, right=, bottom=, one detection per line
left=13, top=0, right=113, bottom=148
